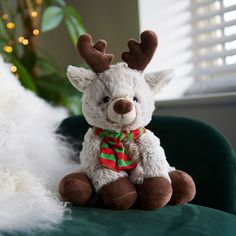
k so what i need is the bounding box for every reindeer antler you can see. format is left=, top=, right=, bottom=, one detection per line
left=77, top=34, right=114, bottom=73
left=121, top=30, right=158, bottom=71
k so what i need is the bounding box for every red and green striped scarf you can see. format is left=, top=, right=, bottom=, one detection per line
left=95, top=127, right=146, bottom=172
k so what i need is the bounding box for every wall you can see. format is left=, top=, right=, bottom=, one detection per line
left=39, top=0, right=140, bottom=70
left=155, top=93, right=236, bottom=152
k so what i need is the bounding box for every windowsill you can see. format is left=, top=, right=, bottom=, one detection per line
left=156, top=92, right=236, bottom=108
left=185, top=77, right=236, bottom=95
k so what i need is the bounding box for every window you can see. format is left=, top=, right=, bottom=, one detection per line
left=138, top=0, right=236, bottom=99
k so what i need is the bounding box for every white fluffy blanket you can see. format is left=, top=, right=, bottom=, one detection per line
left=0, top=56, right=79, bottom=233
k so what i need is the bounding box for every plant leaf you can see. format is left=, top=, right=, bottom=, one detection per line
left=35, top=74, right=82, bottom=114
left=0, top=39, right=8, bottom=52
left=41, top=6, right=64, bottom=32
left=64, top=96, right=82, bottom=115
left=11, top=59, right=37, bottom=92
left=0, top=18, right=9, bottom=40
left=54, top=0, right=66, bottom=6
left=36, top=74, right=80, bottom=97
left=36, top=57, right=62, bottom=76
left=64, top=6, right=86, bottom=46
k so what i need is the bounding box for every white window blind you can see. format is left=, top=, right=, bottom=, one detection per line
left=138, top=0, right=236, bottom=99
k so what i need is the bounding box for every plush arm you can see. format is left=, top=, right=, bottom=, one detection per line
left=130, top=129, right=172, bottom=184
left=79, top=128, right=126, bottom=192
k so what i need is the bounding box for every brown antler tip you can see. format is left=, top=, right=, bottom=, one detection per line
left=78, top=34, right=92, bottom=43
left=76, top=34, right=114, bottom=73
left=141, top=30, right=158, bottom=48
left=77, top=34, right=92, bottom=55
left=121, top=30, right=158, bottom=71
left=141, top=30, right=158, bottom=40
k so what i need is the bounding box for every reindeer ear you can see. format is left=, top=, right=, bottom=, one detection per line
left=67, top=65, right=96, bottom=92
left=144, top=69, right=173, bottom=94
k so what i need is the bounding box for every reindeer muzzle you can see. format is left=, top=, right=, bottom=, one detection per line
left=113, top=99, right=133, bottom=115
left=108, top=98, right=136, bottom=125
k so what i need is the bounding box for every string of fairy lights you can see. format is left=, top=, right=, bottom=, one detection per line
left=1, top=0, right=43, bottom=74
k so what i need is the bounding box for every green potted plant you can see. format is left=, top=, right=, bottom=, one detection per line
left=0, top=0, right=86, bottom=114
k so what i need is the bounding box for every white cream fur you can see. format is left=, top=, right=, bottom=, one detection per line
left=0, top=56, right=80, bottom=232
left=67, top=62, right=174, bottom=192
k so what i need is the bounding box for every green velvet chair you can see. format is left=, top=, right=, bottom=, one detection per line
left=48, top=115, right=236, bottom=236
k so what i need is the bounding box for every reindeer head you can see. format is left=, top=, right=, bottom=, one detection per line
left=67, top=31, right=172, bottom=131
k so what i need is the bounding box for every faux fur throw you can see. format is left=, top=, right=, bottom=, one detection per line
left=0, top=56, right=79, bottom=233
left=95, top=127, right=146, bottom=172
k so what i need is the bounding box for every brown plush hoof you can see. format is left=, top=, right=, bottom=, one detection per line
left=100, top=177, right=137, bottom=210
left=169, top=170, right=196, bottom=205
left=59, top=173, right=93, bottom=205
left=136, top=176, right=173, bottom=210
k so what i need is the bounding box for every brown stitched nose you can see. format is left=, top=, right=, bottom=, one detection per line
left=113, top=99, right=133, bottom=115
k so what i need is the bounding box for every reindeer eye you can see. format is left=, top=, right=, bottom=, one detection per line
left=133, top=96, right=138, bottom=102
left=103, top=96, right=110, bottom=103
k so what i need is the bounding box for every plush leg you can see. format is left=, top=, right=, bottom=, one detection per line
left=169, top=170, right=196, bottom=205
left=136, top=176, right=173, bottom=210
left=59, top=172, right=94, bottom=205
left=100, top=177, right=137, bottom=210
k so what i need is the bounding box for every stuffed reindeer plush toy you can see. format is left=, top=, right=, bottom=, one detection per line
left=59, top=30, right=196, bottom=210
